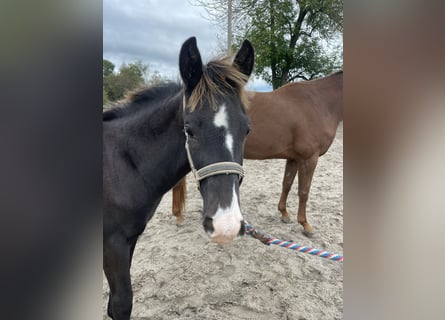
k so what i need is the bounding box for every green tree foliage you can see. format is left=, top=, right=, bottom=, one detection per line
left=103, top=86, right=110, bottom=105
left=103, top=59, right=115, bottom=77
left=193, top=0, right=339, bottom=89
left=235, top=0, right=343, bottom=89
left=103, top=60, right=147, bottom=103
left=147, top=70, right=166, bottom=86
left=103, top=59, right=169, bottom=106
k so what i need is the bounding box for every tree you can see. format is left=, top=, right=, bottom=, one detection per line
left=103, top=86, right=110, bottom=106
left=103, top=59, right=115, bottom=77
left=193, top=0, right=247, bottom=53
left=147, top=70, right=167, bottom=86
left=103, top=60, right=147, bottom=102
left=195, top=0, right=343, bottom=89
left=236, top=0, right=343, bottom=89
left=103, top=59, right=170, bottom=105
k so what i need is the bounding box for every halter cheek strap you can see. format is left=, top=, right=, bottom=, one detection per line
left=183, top=95, right=245, bottom=190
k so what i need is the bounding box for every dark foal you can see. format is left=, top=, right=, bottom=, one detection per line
left=103, top=37, right=254, bottom=319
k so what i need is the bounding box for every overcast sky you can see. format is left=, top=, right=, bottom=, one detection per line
left=103, top=0, right=272, bottom=91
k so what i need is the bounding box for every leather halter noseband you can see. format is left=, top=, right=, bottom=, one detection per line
left=183, top=95, right=244, bottom=189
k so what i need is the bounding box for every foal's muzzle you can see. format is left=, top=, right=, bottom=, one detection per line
left=204, top=216, right=245, bottom=244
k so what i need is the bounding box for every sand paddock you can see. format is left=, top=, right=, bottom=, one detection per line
left=103, top=124, right=343, bottom=320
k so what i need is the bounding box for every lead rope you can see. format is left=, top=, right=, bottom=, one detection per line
left=244, top=222, right=343, bottom=262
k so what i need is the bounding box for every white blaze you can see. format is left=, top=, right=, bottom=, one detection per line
left=213, top=104, right=234, bottom=157
left=210, top=185, right=243, bottom=243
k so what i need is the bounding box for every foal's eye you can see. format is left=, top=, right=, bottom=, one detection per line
left=246, top=126, right=251, bottom=135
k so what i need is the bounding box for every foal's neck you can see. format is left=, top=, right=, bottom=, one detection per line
left=131, top=95, right=190, bottom=195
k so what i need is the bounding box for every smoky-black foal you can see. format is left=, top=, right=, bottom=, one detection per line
left=103, top=37, right=254, bottom=319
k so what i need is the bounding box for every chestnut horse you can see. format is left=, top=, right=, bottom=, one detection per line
left=172, top=71, right=342, bottom=236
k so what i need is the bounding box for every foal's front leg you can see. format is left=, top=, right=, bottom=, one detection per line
left=103, top=237, right=134, bottom=320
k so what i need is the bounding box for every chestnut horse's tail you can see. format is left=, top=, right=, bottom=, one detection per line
left=172, top=177, right=186, bottom=224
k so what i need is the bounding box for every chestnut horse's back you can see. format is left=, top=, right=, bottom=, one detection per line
left=244, top=71, right=342, bottom=160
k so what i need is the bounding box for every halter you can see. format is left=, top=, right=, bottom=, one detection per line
left=183, top=95, right=244, bottom=189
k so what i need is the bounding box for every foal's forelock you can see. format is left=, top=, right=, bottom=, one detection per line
left=186, top=57, right=249, bottom=112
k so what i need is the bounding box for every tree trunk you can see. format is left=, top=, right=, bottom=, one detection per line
left=269, top=0, right=279, bottom=89
left=279, top=7, right=308, bottom=87
left=227, top=0, right=232, bottom=54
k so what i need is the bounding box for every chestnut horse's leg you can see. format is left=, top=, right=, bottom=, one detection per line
left=172, top=177, right=186, bottom=225
left=297, top=155, right=318, bottom=237
left=104, top=236, right=135, bottom=320
left=278, top=159, right=299, bottom=223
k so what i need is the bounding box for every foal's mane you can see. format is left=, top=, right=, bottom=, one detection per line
left=103, top=56, right=249, bottom=121
left=103, top=82, right=182, bottom=121
left=187, top=56, right=249, bottom=112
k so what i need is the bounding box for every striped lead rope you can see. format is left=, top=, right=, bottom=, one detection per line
left=244, top=223, right=343, bottom=262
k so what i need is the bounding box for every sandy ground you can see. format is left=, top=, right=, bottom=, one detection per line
left=103, top=124, right=343, bottom=320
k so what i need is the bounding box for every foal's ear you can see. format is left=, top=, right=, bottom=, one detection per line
left=233, top=40, right=254, bottom=78
left=179, top=37, right=203, bottom=94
